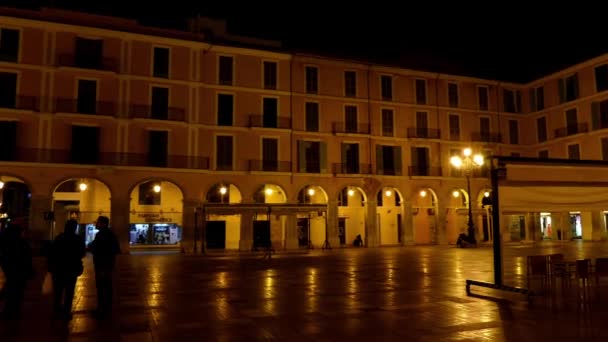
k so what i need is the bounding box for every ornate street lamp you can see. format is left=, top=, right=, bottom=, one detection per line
left=450, top=148, right=484, bottom=243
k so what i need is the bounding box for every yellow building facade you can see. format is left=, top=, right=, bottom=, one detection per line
left=1, top=8, right=607, bottom=252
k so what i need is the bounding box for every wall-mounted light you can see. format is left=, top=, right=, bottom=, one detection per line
left=452, top=190, right=460, bottom=198
left=347, top=189, right=355, bottom=197
left=484, top=191, right=490, bottom=198
left=420, top=190, right=427, bottom=197
left=385, top=190, right=392, bottom=197
left=153, top=184, right=161, bottom=193
left=307, top=188, right=315, bottom=196
left=219, top=186, right=227, bottom=195
left=265, top=188, right=273, bottom=195
left=79, top=182, right=87, bottom=191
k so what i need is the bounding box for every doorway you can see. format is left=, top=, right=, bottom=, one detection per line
left=297, top=218, right=309, bottom=247
left=338, top=217, right=346, bottom=245
left=397, top=214, right=402, bottom=243
left=206, top=221, right=226, bottom=249
left=253, top=220, right=271, bottom=248
left=569, top=213, right=582, bottom=239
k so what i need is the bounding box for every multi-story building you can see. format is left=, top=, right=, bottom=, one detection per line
left=1, top=7, right=607, bottom=252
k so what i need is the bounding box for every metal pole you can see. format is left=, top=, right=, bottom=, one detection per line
left=491, top=161, right=503, bottom=286
left=193, top=208, right=198, bottom=253
left=466, top=174, right=475, bottom=243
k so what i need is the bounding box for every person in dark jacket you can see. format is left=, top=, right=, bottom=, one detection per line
left=0, top=224, right=33, bottom=319
left=48, top=219, right=85, bottom=319
left=89, top=216, right=120, bottom=318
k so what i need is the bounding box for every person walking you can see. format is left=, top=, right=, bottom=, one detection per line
left=48, top=219, right=85, bottom=320
left=0, top=224, right=33, bottom=319
left=89, top=216, right=120, bottom=319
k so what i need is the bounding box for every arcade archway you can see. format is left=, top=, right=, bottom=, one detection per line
left=411, top=187, right=439, bottom=244
left=253, top=184, right=287, bottom=249
left=337, top=186, right=366, bottom=246
left=297, top=185, right=328, bottom=248
left=445, top=188, right=468, bottom=244
left=129, top=180, right=183, bottom=247
left=204, top=183, right=242, bottom=249
left=376, top=187, right=404, bottom=245
left=52, top=178, right=111, bottom=243
left=0, top=175, right=31, bottom=231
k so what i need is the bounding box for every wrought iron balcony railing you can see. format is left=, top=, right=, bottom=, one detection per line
left=408, top=166, right=442, bottom=177
left=57, top=54, right=119, bottom=72
left=55, top=98, right=116, bottom=116
left=249, top=160, right=292, bottom=172
left=554, top=123, right=588, bottom=138
left=332, top=122, right=370, bottom=134
left=407, top=127, right=441, bottom=139
left=248, top=115, right=291, bottom=129
left=129, top=105, right=186, bottom=121
left=471, top=132, right=502, bottom=143
left=332, top=163, right=372, bottom=175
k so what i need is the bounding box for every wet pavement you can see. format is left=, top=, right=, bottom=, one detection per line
left=2, top=241, right=608, bottom=341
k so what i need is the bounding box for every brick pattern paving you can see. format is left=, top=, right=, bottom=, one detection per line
left=1, top=241, right=608, bottom=341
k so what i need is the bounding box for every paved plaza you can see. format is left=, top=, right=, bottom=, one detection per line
left=2, top=242, right=608, bottom=341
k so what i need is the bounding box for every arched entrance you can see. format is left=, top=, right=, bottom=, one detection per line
left=445, top=188, right=468, bottom=245
left=129, top=180, right=183, bottom=248
left=297, top=185, right=328, bottom=248
left=412, top=188, right=439, bottom=244
left=337, top=186, right=367, bottom=246
left=253, top=184, right=287, bottom=249
left=376, top=187, right=404, bottom=245
left=0, top=175, right=31, bottom=231
left=204, top=183, right=242, bottom=250
left=477, top=189, right=494, bottom=242
left=52, top=178, right=111, bottom=244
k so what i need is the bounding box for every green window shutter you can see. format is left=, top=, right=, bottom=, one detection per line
left=376, top=145, right=384, bottom=175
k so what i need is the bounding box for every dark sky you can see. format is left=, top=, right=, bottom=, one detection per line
left=7, top=0, right=608, bottom=83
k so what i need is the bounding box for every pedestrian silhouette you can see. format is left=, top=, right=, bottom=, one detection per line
left=89, top=216, right=120, bottom=319
left=0, top=224, right=33, bottom=319
left=48, top=219, right=85, bottom=320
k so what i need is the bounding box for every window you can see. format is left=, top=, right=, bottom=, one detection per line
left=381, top=75, right=392, bottom=100
left=559, top=74, right=579, bottom=103
left=595, top=65, right=608, bottom=92
left=341, top=143, right=360, bottom=173
left=305, top=102, right=319, bottom=132
left=0, top=121, right=17, bottom=161
left=503, top=89, right=521, bottom=113
left=566, top=108, right=578, bottom=135
left=410, top=146, right=430, bottom=176
left=0, top=28, right=19, bottom=62
left=218, top=56, right=233, bottom=85
left=537, top=117, right=547, bottom=143
left=298, top=140, right=327, bottom=173
left=344, top=71, right=357, bottom=97
left=305, top=66, right=318, bottom=94
left=480, top=117, right=490, bottom=140
left=216, top=135, right=233, bottom=170
left=148, top=130, right=168, bottom=167
left=138, top=181, right=161, bottom=205
left=530, top=86, right=544, bottom=112
left=74, top=37, right=103, bottom=69
left=415, top=79, right=427, bottom=105
left=151, top=87, right=169, bottom=120
left=448, top=114, right=460, bottom=140
left=263, top=97, right=278, bottom=128
left=376, top=145, right=402, bottom=175
left=416, top=111, right=428, bottom=137
left=538, top=150, right=549, bottom=159
left=508, top=120, right=519, bottom=144
left=153, top=47, right=169, bottom=78
left=77, top=80, right=97, bottom=114
left=0, top=72, right=17, bottom=108
left=217, top=94, right=233, bottom=126
left=478, top=86, right=489, bottom=111
left=602, top=137, right=608, bottom=161
left=71, top=125, right=100, bottom=164
left=262, top=138, right=278, bottom=171
left=568, top=144, right=581, bottom=160
left=381, top=109, right=394, bottom=136
left=263, top=61, right=277, bottom=89
left=591, top=100, right=608, bottom=130
left=345, top=105, right=358, bottom=133
left=448, top=83, right=458, bottom=107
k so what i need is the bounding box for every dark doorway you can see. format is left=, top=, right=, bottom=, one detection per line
left=297, top=218, right=309, bottom=247
left=77, top=79, right=97, bottom=114
left=338, top=217, right=346, bottom=245
left=71, top=125, right=100, bottom=164
left=148, top=130, right=168, bottom=167
left=0, top=121, right=17, bottom=161
left=253, top=220, right=271, bottom=249
left=482, top=214, right=490, bottom=242
left=519, top=215, right=526, bottom=240
left=205, top=221, right=226, bottom=249
left=397, top=214, right=402, bottom=243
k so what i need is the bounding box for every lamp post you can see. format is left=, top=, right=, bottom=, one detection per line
left=450, top=148, right=484, bottom=243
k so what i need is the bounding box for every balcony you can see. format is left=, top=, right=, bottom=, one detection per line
left=471, top=132, right=502, bottom=143
left=408, top=166, right=442, bottom=177
left=332, top=163, right=372, bottom=175
left=57, top=54, right=119, bottom=72
left=450, top=167, right=490, bottom=178
left=129, top=105, right=186, bottom=121
left=376, top=167, right=402, bottom=176
left=554, top=123, right=589, bottom=138
left=333, top=122, right=370, bottom=134
left=407, top=127, right=441, bottom=139
left=249, top=160, right=292, bottom=172
left=0, top=148, right=209, bottom=169
left=248, top=115, right=291, bottom=129
left=55, top=98, right=116, bottom=116
left=0, top=95, right=40, bottom=111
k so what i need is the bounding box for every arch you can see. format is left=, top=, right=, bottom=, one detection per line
left=127, top=177, right=186, bottom=200
left=412, top=186, right=439, bottom=208
left=52, top=177, right=112, bottom=241
left=476, top=187, right=492, bottom=207
left=375, top=186, right=405, bottom=245
left=337, top=185, right=367, bottom=206
left=444, top=188, right=470, bottom=245
left=206, top=183, right=242, bottom=204
left=297, top=185, right=328, bottom=204
left=0, top=175, right=32, bottom=230
left=129, top=179, right=184, bottom=247
left=253, top=183, right=287, bottom=204
left=337, top=185, right=367, bottom=247
left=447, top=188, right=469, bottom=208
left=376, top=186, right=404, bottom=207
left=0, top=173, right=33, bottom=192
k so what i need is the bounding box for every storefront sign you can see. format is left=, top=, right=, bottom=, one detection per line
left=137, top=213, right=173, bottom=223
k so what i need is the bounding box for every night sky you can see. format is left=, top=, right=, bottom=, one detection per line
left=6, top=0, right=608, bottom=83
